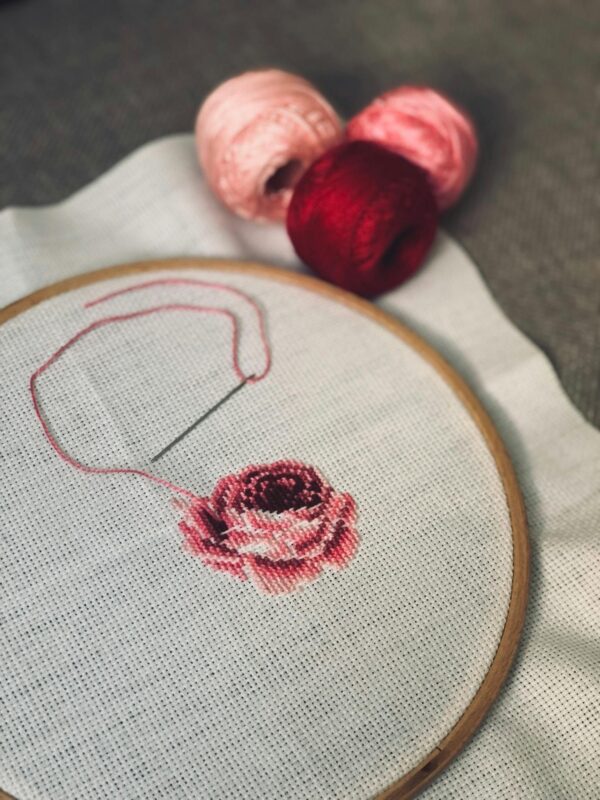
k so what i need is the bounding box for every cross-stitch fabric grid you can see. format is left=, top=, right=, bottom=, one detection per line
left=1, top=136, right=599, bottom=799
left=1, top=266, right=513, bottom=799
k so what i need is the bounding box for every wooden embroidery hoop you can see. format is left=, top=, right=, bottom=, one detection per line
left=0, top=258, right=529, bottom=800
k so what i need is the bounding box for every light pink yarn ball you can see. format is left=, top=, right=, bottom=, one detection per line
left=195, top=69, right=343, bottom=222
left=346, top=86, right=478, bottom=209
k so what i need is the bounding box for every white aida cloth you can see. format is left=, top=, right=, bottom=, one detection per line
left=1, top=136, right=599, bottom=800
left=1, top=268, right=513, bottom=799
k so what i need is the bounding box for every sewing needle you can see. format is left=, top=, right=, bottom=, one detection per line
left=151, top=376, right=253, bottom=463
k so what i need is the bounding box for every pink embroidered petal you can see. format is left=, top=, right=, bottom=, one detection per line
left=179, top=521, right=241, bottom=566
left=179, top=519, right=212, bottom=555
left=203, top=559, right=247, bottom=580
left=292, top=492, right=356, bottom=559
left=245, top=555, right=323, bottom=595
left=226, top=528, right=289, bottom=560
left=224, top=508, right=323, bottom=559
left=321, top=504, right=360, bottom=568
left=211, top=473, right=245, bottom=515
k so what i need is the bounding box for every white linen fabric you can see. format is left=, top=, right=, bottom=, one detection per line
left=1, top=268, right=512, bottom=800
left=0, top=136, right=599, bottom=800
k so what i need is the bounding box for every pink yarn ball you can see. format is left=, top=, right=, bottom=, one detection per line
left=195, top=69, right=343, bottom=222
left=346, top=86, right=478, bottom=209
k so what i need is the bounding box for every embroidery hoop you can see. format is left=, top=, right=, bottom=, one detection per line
left=0, top=258, right=528, bottom=800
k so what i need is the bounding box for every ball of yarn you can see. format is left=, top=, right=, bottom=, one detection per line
left=195, top=69, right=343, bottom=222
left=346, top=86, right=478, bottom=209
left=286, top=140, right=438, bottom=297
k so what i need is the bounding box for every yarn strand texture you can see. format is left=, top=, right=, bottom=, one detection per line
left=196, top=69, right=343, bottom=222
left=287, top=140, right=438, bottom=297
left=347, top=86, right=478, bottom=209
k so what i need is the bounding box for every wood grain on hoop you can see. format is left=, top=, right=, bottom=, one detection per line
left=0, top=258, right=529, bottom=800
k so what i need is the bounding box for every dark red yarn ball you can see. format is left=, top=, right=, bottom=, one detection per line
left=286, top=140, right=438, bottom=297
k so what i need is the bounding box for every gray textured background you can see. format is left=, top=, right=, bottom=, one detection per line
left=1, top=0, right=598, bottom=425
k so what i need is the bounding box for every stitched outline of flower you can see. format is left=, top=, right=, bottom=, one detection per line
left=177, top=460, right=359, bottom=594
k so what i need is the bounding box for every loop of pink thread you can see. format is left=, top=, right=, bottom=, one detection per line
left=31, top=281, right=272, bottom=501
left=84, top=277, right=271, bottom=382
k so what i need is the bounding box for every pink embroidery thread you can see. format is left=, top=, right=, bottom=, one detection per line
left=84, top=277, right=271, bottom=382
left=30, top=280, right=271, bottom=501
left=30, top=279, right=359, bottom=594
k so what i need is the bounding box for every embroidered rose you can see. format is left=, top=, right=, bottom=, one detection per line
left=178, top=460, right=358, bottom=594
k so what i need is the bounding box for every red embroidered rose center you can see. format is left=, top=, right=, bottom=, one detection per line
left=243, top=470, right=324, bottom=513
